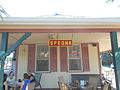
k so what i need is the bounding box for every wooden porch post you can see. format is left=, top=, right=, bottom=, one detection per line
left=110, top=32, right=120, bottom=90
left=0, top=32, right=8, bottom=90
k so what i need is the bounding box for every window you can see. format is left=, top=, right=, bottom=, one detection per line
left=36, top=45, right=49, bottom=72
left=69, top=45, right=82, bottom=71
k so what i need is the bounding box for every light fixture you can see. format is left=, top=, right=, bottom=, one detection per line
left=48, top=33, right=58, bottom=39
left=92, top=43, right=97, bottom=47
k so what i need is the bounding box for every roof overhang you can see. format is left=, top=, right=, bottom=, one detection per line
left=0, top=17, right=120, bottom=32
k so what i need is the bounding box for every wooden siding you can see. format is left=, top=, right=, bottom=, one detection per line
left=28, top=44, right=36, bottom=72
left=50, top=47, right=57, bottom=72
left=60, top=47, right=68, bottom=72
left=81, top=43, right=90, bottom=71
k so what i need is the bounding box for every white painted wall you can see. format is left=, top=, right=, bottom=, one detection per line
left=17, top=43, right=100, bottom=88
left=17, top=45, right=28, bottom=80
left=89, top=44, right=100, bottom=74
left=6, top=33, right=111, bottom=52
left=41, top=72, right=71, bottom=88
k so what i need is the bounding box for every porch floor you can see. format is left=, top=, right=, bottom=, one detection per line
left=35, top=89, right=59, bottom=90
left=35, top=88, right=60, bottom=90
left=34, top=87, right=116, bottom=90
left=35, top=88, right=81, bottom=90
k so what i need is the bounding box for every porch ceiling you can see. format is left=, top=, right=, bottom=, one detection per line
left=1, top=32, right=120, bottom=52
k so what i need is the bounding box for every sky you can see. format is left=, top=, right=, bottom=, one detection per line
left=0, top=0, right=120, bottom=17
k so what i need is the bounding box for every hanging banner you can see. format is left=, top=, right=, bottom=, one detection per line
left=49, top=40, right=72, bottom=47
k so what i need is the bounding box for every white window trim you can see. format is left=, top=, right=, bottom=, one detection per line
left=68, top=44, right=83, bottom=72
left=35, top=44, right=50, bottom=73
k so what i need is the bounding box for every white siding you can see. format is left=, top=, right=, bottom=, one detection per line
left=17, top=43, right=100, bottom=88
left=89, top=44, right=100, bottom=74
left=17, top=45, right=28, bottom=79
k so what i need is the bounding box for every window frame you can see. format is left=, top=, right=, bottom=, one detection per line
left=68, top=44, right=83, bottom=72
left=35, top=44, right=50, bottom=73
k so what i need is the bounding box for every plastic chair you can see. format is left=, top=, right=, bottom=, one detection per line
left=34, top=73, right=42, bottom=88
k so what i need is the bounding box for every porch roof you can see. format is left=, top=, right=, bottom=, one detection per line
left=0, top=17, right=120, bottom=31
left=0, top=17, right=120, bottom=52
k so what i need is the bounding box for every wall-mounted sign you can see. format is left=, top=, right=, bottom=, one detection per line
left=70, top=51, right=78, bottom=56
left=49, top=40, right=72, bottom=47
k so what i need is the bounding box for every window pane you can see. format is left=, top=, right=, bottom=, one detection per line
left=69, top=45, right=82, bottom=70
left=69, top=45, right=80, bottom=58
left=36, top=45, right=49, bottom=59
left=36, top=60, right=49, bottom=71
left=69, top=59, right=81, bottom=70
left=36, top=45, right=49, bottom=71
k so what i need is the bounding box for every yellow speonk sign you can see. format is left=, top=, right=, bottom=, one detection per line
left=49, top=40, right=72, bottom=47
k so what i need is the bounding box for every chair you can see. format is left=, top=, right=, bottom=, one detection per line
left=34, top=73, right=42, bottom=88
left=58, top=76, right=77, bottom=90
left=103, top=84, right=109, bottom=90
left=58, top=82, right=69, bottom=90
left=26, top=82, right=35, bottom=90
left=58, top=76, right=65, bottom=83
